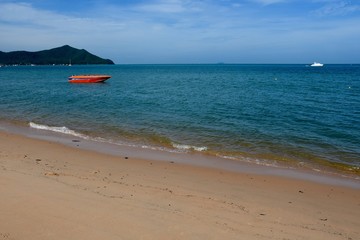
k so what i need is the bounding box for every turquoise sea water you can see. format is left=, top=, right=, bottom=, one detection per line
left=0, top=64, right=359, bottom=174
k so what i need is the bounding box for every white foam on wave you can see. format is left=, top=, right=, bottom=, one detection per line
left=29, top=122, right=206, bottom=154
left=218, top=154, right=283, bottom=168
left=28, top=122, right=184, bottom=153
left=172, top=143, right=208, bottom=152
left=29, top=122, right=87, bottom=139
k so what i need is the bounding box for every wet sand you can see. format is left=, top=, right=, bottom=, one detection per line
left=0, top=130, right=359, bottom=239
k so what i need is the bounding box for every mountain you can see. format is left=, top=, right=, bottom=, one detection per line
left=0, top=45, right=114, bottom=65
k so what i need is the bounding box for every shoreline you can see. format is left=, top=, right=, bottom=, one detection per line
left=1, top=121, right=359, bottom=188
left=1, top=129, right=360, bottom=239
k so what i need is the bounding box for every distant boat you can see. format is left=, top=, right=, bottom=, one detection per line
left=310, top=62, right=324, bottom=67
left=68, top=75, right=111, bottom=83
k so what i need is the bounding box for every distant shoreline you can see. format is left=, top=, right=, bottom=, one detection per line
left=0, top=45, right=114, bottom=65
left=2, top=63, right=360, bottom=66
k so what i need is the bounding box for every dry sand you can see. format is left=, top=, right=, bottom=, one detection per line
left=0, top=130, right=359, bottom=240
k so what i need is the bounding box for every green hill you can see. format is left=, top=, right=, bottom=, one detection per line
left=0, top=45, right=114, bottom=65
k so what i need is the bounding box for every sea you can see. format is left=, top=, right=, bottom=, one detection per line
left=0, top=64, right=359, bottom=178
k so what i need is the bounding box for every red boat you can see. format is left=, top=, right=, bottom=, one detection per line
left=68, top=75, right=111, bottom=83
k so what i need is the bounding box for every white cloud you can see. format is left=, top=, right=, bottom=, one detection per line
left=136, top=0, right=186, bottom=13
left=313, top=1, right=360, bottom=17
left=0, top=2, right=51, bottom=24
left=0, top=2, right=85, bottom=30
left=0, top=2, right=126, bottom=52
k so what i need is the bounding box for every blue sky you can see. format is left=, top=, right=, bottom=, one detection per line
left=0, top=0, right=359, bottom=63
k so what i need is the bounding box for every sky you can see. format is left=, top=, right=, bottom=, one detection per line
left=0, top=0, right=359, bottom=64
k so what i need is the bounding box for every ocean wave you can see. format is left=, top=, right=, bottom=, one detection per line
left=29, top=122, right=87, bottom=139
left=172, top=143, right=208, bottom=152
left=218, top=154, right=281, bottom=167
left=29, top=122, right=208, bottom=153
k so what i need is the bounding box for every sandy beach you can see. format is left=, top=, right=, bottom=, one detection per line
left=0, top=130, right=359, bottom=240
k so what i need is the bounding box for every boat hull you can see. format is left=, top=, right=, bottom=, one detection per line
left=68, top=75, right=111, bottom=83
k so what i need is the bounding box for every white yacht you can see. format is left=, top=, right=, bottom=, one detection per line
left=310, top=62, right=324, bottom=67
